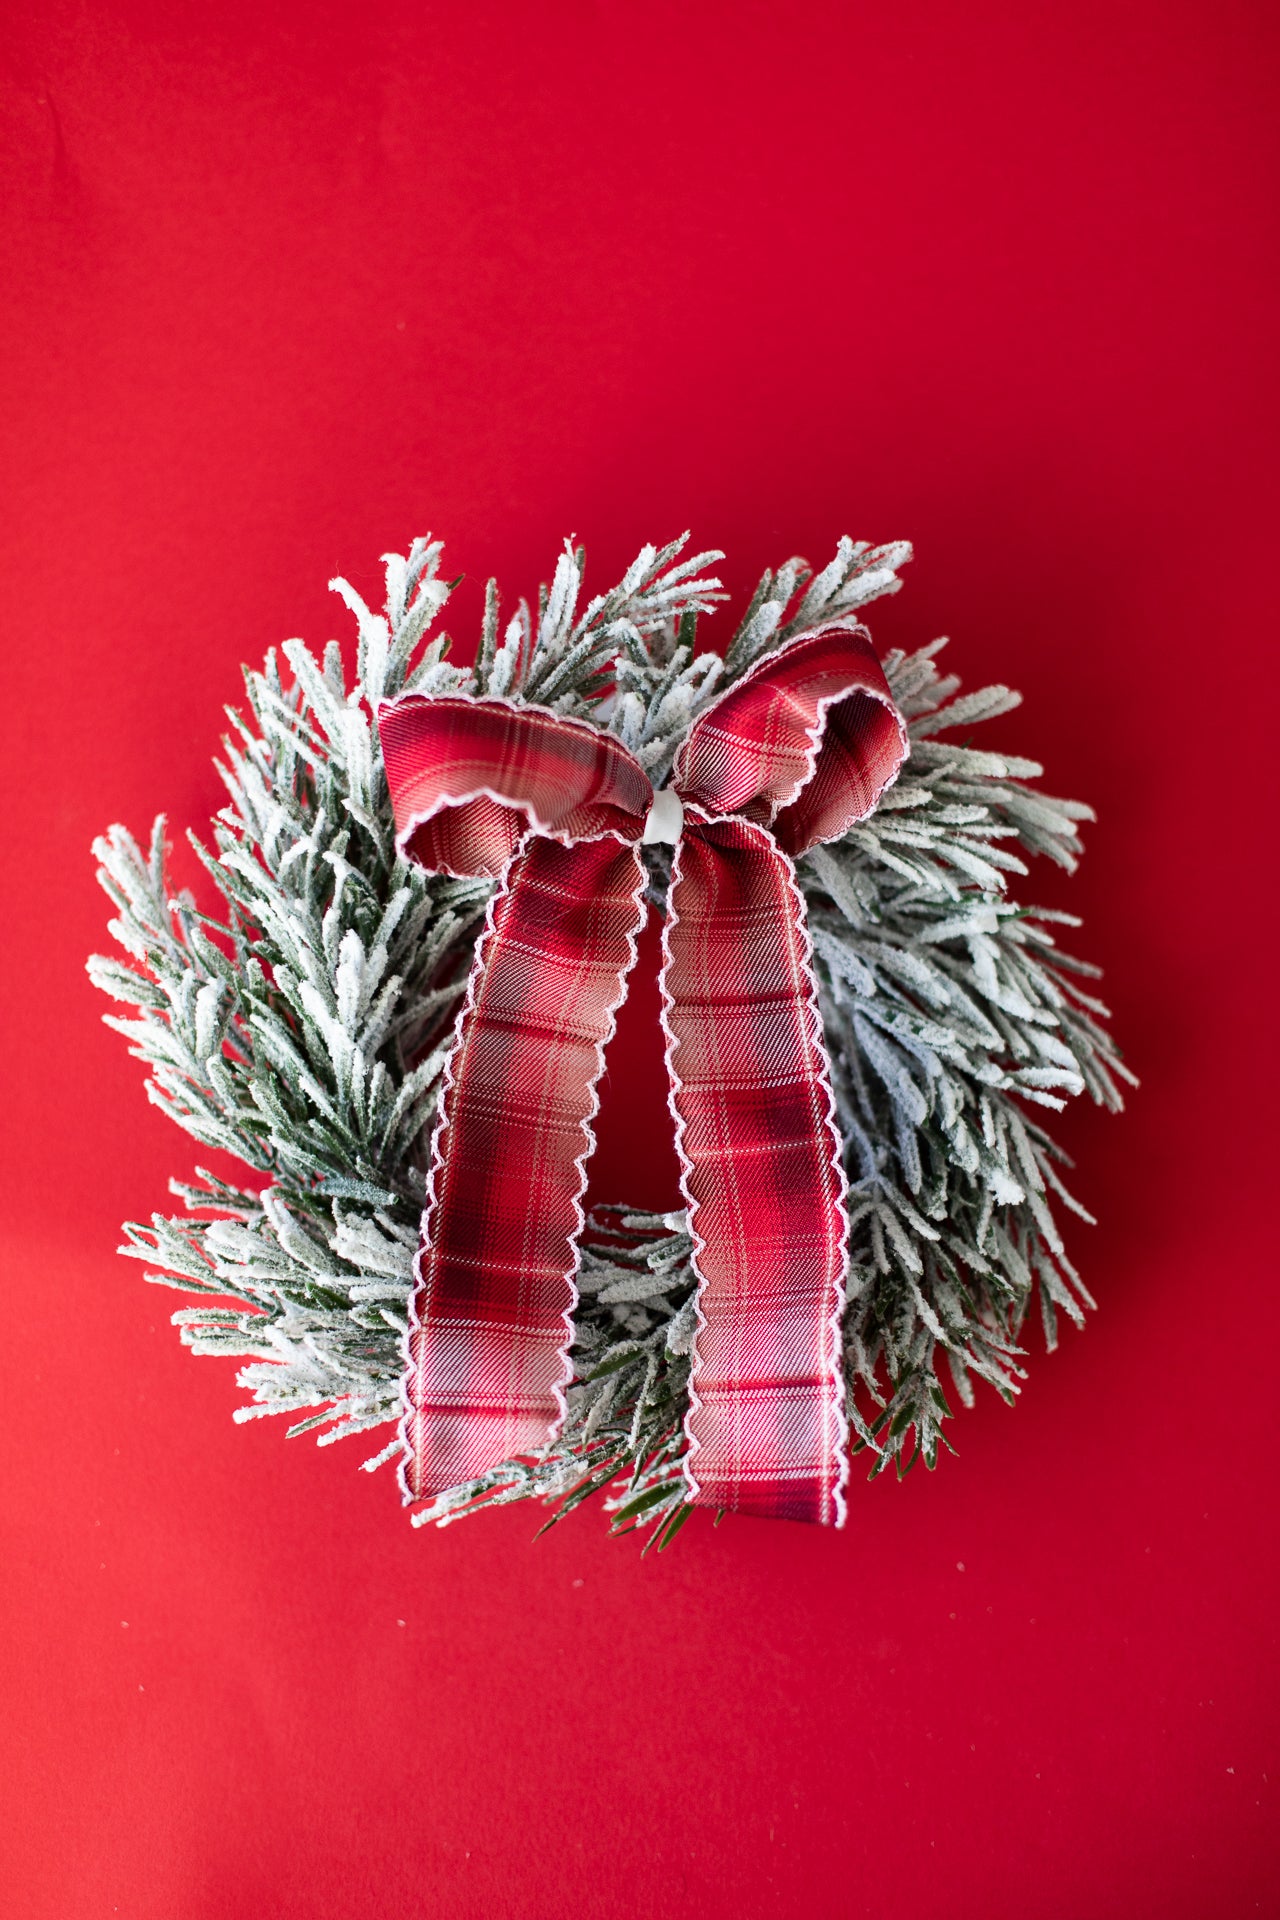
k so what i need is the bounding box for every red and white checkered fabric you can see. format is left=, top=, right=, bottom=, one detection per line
left=379, top=623, right=907, bottom=1524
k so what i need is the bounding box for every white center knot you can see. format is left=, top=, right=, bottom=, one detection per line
left=641, top=788, right=685, bottom=846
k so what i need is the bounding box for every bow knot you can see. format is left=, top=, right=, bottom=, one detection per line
left=379, top=622, right=907, bottom=1525
left=642, top=788, right=684, bottom=845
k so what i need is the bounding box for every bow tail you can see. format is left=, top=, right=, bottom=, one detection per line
left=663, top=817, right=850, bottom=1526
left=400, top=834, right=649, bottom=1503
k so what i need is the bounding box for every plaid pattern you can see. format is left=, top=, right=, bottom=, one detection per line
left=666, top=627, right=904, bottom=1522
left=402, top=833, right=649, bottom=1498
left=381, top=623, right=906, bottom=1521
left=379, top=695, right=654, bottom=877
left=664, top=813, right=851, bottom=1523
left=673, top=623, right=907, bottom=852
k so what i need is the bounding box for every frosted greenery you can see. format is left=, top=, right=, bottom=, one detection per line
left=88, top=534, right=1129, bottom=1545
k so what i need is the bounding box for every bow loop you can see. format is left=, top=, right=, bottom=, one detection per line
left=672, top=622, right=907, bottom=854
left=380, top=696, right=653, bottom=878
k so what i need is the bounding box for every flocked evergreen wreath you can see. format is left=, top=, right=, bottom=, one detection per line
left=89, top=535, right=1130, bottom=1543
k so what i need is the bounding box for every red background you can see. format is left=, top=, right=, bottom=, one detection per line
left=2, top=4, right=1277, bottom=1915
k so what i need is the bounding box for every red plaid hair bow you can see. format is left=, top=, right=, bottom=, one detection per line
left=379, top=624, right=907, bottom=1525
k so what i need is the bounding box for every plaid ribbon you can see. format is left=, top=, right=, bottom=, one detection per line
left=379, top=623, right=907, bottom=1524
